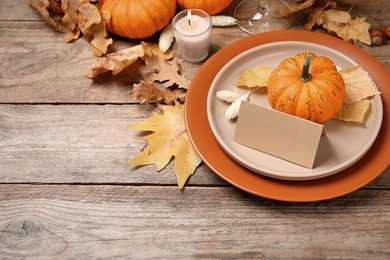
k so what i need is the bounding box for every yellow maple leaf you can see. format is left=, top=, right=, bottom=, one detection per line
left=235, top=65, right=272, bottom=88
left=128, top=102, right=202, bottom=188
left=323, top=17, right=371, bottom=45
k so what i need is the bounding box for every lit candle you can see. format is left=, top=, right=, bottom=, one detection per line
left=172, top=9, right=212, bottom=63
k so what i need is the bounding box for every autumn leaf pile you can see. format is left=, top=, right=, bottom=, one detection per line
left=275, top=0, right=372, bottom=45
left=29, top=0, right=113, bottom=57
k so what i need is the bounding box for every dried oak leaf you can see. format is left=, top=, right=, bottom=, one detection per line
left=128, top=102, right=202, bottom=189
left=141, top=41, right=174, bottom=61
left=79, top=10, right=113, bottom=57
left=274, top=0, right=315, bottom=17
left=144, top=56, right=191, bottom=89
left=235, top=66, right=272, bottom=88
left=323, top=16, right=372, bottom=45
left=304, top=1, right=336, bottom=30
left=61, top=0, right=112, bottom=56
left=340, top=66, right=381, bottom=104
left=321, top=9, right=351, bottom=25
left=85, top=44, right=145, bottom=79
left=48, top=0, right=64, bottom=14
left=129, top=81, right=186, bottom=105
left=29, top=0, right=63, bottom=32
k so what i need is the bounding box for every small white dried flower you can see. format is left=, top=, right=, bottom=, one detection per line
left=216, top=90, right=241, bottom=103
left=159, top=24, right=175, bottom=53
left=211, top=15, right=237, bottom=27
left=225, top=93, right=249, bottom=120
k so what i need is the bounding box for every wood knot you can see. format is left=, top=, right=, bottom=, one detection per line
left=2, top=219, right=40, bottom=238
left=0, top=218, right=67, bottom=256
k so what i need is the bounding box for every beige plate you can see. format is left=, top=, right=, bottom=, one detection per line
left=185, top=30, right=390, bottom=202
left=207, top=41, right=383, bottom=181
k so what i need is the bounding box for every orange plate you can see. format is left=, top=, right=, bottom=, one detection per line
left=184, top=30, right=390, bottom=202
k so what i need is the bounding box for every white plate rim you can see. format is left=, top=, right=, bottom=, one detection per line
left=206, top=41, right=383, bottom=181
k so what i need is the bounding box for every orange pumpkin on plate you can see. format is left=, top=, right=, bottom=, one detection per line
left=267, top=52, right=345, bottom=123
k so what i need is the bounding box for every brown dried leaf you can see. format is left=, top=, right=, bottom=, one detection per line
left=129, top=81, right=186, bottom=105
left=274, top=0, right=315, bottom=17
left=141, top=41, right=174, bottom=61
left=340, top=66, right=381, bottom=104
left=79, top=10, right=113, bottom=57
left=29, top=0, right=63, bottom=32
left=321, top=9, right=351, bottom=24
left=85, top=44, right=145, bottom=79
left=48, top=0, right=64, bottom=13
left=304, top=1, right=336, bottom=30
left=144, top=56, right=191, bottom=89
left=323, top=17, right=372, bottom=45
left=61, top=0, right=113, bottom=56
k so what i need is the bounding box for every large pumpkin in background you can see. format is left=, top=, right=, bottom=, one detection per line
left=267, top=52, right=345, bottom=123
left=99, top=0, right=177, bottom=39
left=176, top=0, right=233, bottom=15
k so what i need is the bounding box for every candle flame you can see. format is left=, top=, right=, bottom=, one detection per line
left=187, top=10, right=192, bottom=26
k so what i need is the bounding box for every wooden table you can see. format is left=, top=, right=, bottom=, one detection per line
left=1, top=0, right=389, bottom=258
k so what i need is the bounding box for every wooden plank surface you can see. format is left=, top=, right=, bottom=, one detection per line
left=0, top=0, right=389, bottom=258
left=0, top=185, right=389, bottom=259
left=0, top=104, right=388, bottom=187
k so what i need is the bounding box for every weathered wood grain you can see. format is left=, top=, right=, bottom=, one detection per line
left=0, top=0, right=389, bottom=258
left=0, top=185, right=389, bottom=259
left=0, top=104, right=226, bottom=186
left=0, top=104, right=388, bottom=187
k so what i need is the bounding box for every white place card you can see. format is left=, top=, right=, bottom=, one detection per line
left=234, top=101, right=324, bottom=169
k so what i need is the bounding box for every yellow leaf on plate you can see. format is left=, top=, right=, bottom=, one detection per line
left=128, top=102, right=202, bottom=188
left=235, top=65, right=272, bottom=88
left=332, top=99, right=370, bottom=123
left=340, top=66, right=381, bottom=104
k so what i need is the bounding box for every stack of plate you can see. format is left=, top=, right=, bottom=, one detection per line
left=185, top=30, right=390, bottom=202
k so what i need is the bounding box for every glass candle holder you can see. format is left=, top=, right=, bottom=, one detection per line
left=172, top=9, right=212, bottom=63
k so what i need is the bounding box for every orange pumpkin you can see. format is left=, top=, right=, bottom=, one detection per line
left=267, top=52, right=345, bottom=123
left=176, top=0, right=233, bottom=15
left=99, top=0, right=177, bottom=39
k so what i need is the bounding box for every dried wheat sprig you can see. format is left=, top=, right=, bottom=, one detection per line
left=159, top=24, right=175, bottom=53
left=225, top=93, right=249, bottom=120
left=211, top=15, right=237, bottom=27
left=216, top=90, right=241, bottom=103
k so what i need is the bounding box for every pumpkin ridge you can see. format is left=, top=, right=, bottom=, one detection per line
left=276, top=79, right=302, bottom=113
left=143, top=1, right=159, bottom=35
left=310, top=78, right=337, bottom=119
left=268, top=75, right=297, bottom=107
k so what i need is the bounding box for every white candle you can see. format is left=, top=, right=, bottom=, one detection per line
left=172, top=9, right=212, bottom=63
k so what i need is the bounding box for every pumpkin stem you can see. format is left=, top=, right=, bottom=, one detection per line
left=299, top=54, right=312, bottom=82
